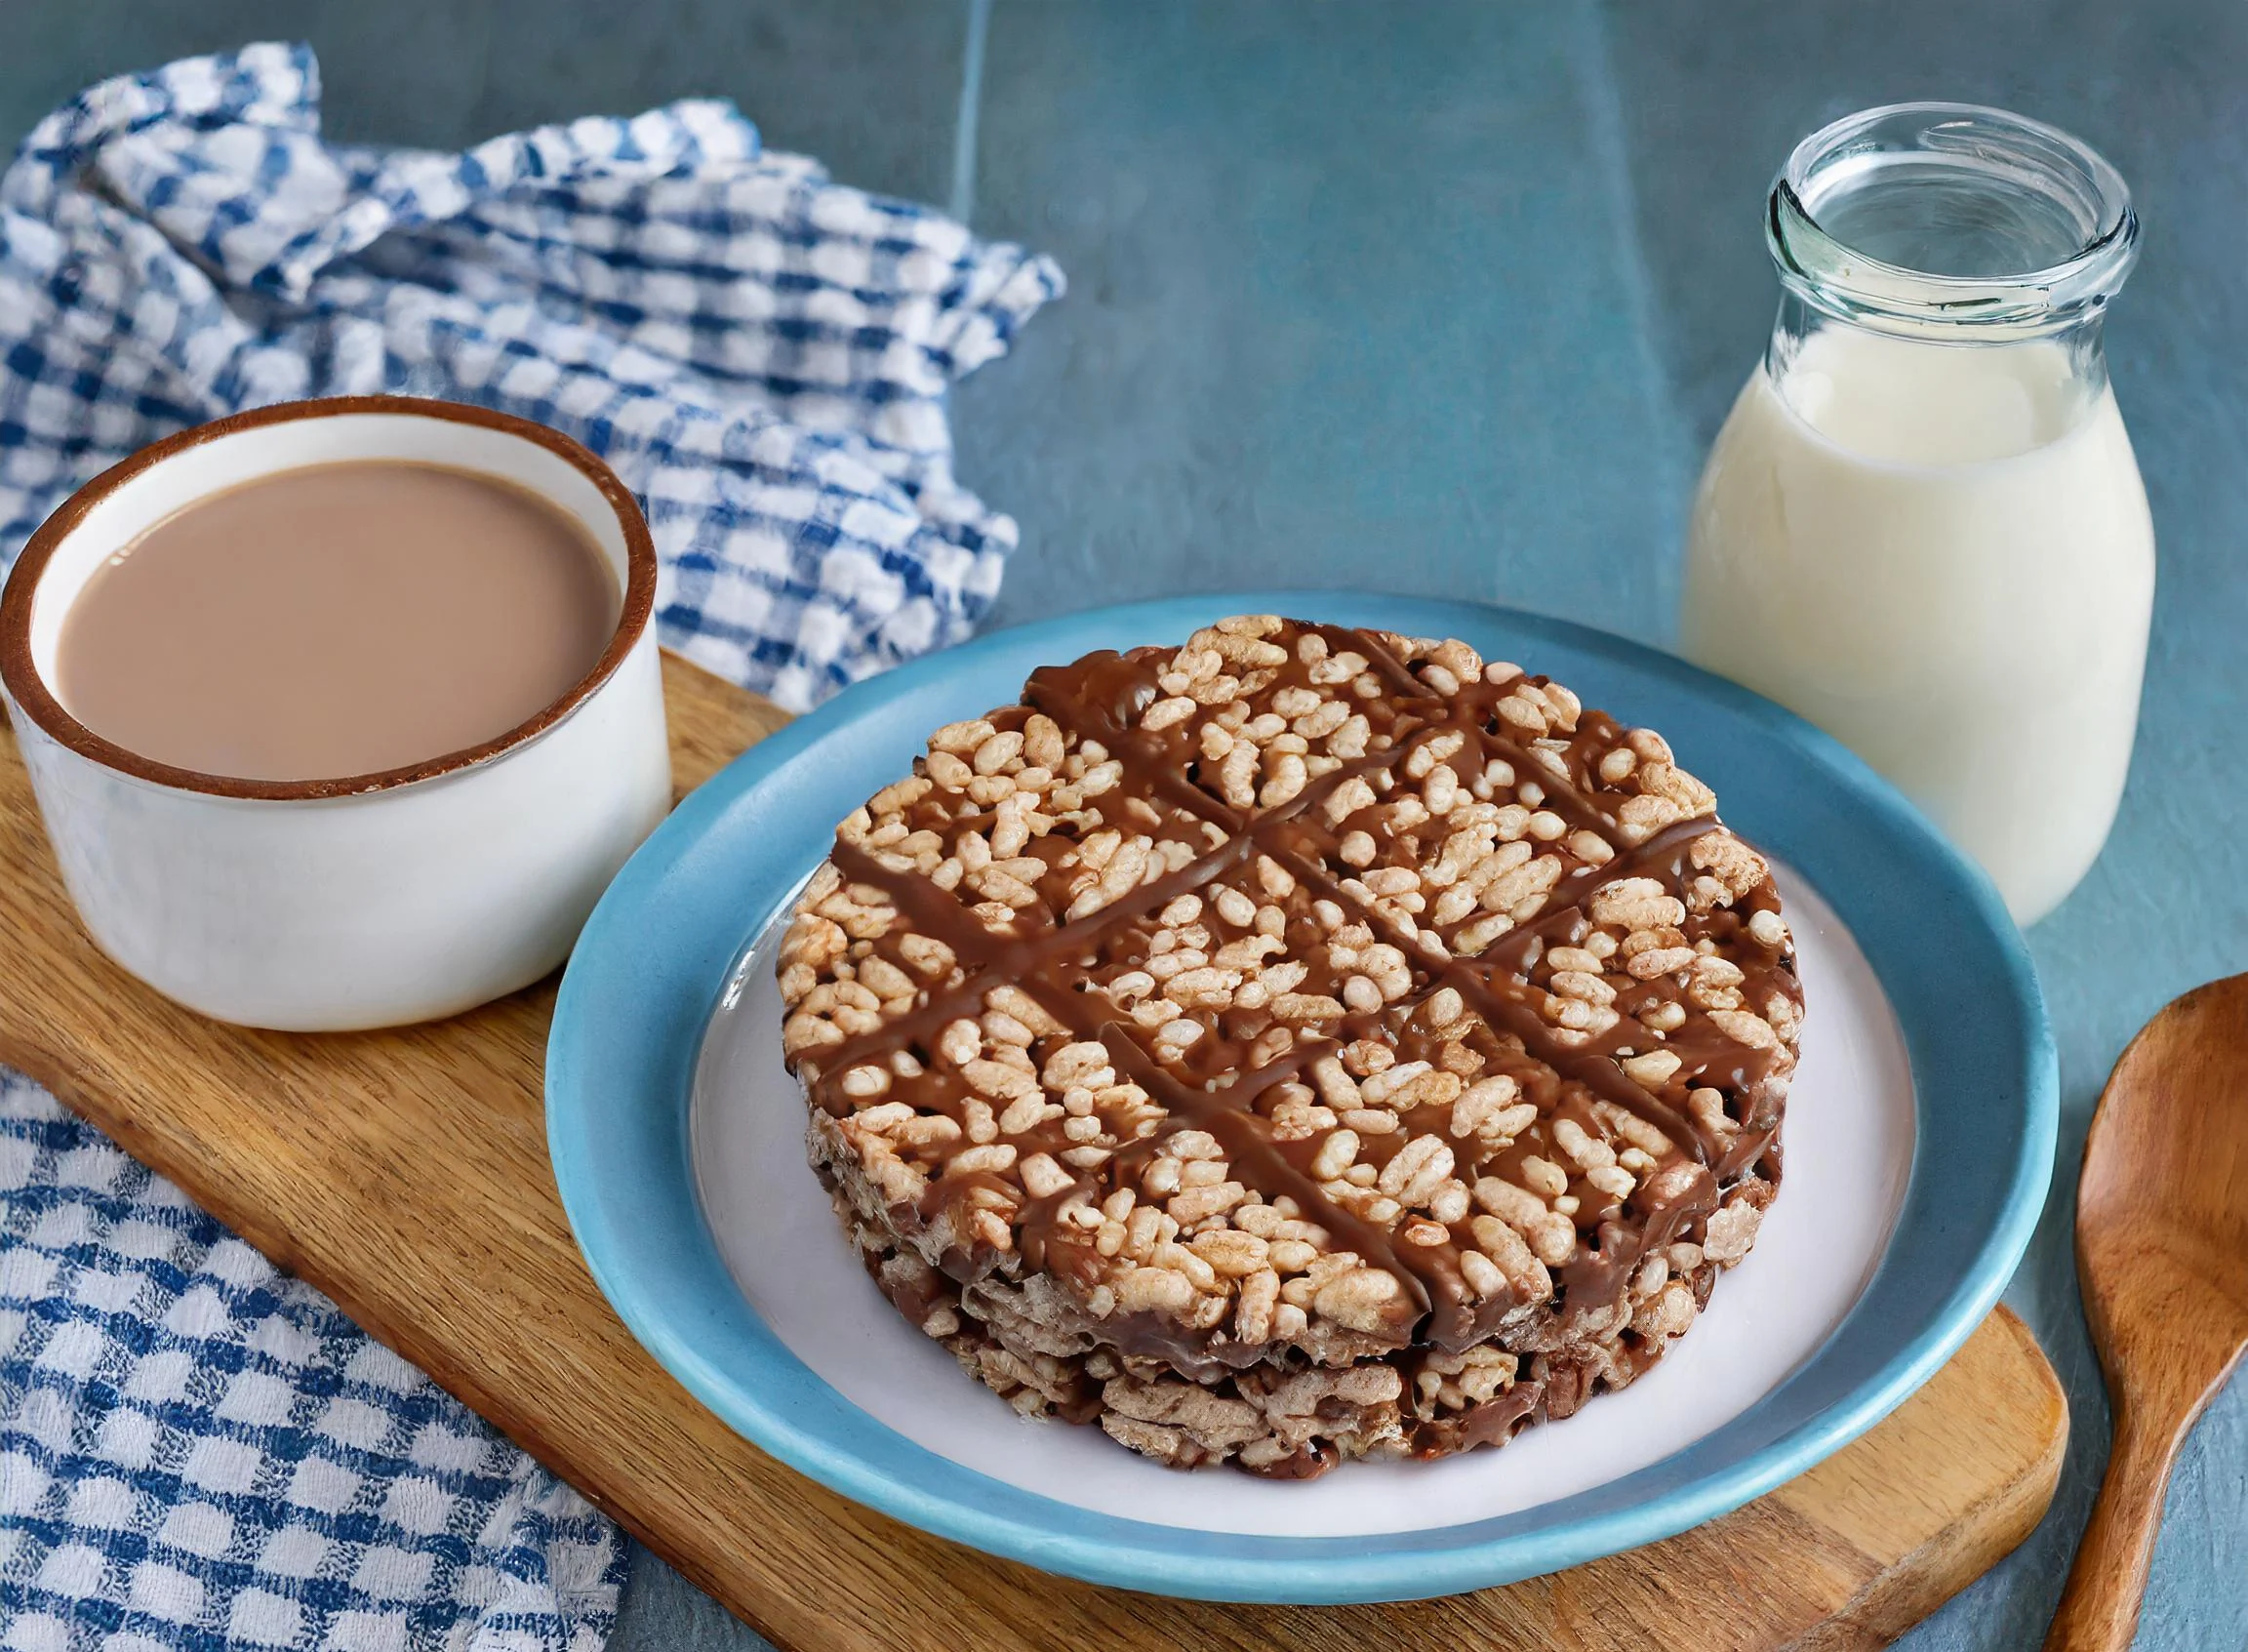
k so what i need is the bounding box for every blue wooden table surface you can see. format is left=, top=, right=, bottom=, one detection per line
left=6, top=2, right=2243, bottom=1646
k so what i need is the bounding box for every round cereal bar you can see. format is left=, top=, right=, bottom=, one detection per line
left=777, top=615, right=1798, bottom=1477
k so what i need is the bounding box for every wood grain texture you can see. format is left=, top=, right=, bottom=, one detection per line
left=0, top=649, right=2067, bottom=1651
left=2046, top=975, right=2248, bottom=1651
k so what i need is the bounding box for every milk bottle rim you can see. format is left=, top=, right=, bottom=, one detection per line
left=1767, top=102, right=2138, bottom=342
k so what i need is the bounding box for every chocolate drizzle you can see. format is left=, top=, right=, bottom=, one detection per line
left=794, top=617, right=1798, bottom=1383
left=1099, top=1030, right=1434, bottom=1316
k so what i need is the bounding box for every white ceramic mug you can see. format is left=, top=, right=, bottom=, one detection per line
left=0, top=396, right=672, bottom=1031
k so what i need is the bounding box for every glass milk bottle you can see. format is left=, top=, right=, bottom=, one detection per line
left=1681, top=103, right=2152, bottom=925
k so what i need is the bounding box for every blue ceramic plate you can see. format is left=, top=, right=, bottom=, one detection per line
left=546, top=594, right=2054, bottom=1603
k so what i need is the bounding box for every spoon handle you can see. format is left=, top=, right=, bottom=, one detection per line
left=2044, top=1404, right=2188, bottom=1650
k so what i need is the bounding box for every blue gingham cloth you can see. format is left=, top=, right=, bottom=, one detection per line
left=0, top=1075, right=617, bottom=1652
left=0, top=44, right=1061, bottom=1651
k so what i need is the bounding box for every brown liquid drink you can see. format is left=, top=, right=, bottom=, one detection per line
left=54, top=461, right=620, bottom=782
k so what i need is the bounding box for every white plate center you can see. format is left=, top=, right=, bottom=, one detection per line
left=690, top=863, right=1913, bottom=1538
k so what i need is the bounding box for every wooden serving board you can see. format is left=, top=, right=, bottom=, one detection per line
left=0, top=651, right=2067, bottom=1651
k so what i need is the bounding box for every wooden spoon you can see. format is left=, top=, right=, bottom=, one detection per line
left=2046, top=974, right=2248, bottom=1650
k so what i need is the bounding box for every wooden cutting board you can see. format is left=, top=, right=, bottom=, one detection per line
left=0, top=651, right=2067, bottom=1651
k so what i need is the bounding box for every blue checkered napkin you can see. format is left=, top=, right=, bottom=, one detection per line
left=0, top=1074, right=620, bottom=1651
left=0, top=42, right=1061, bottom=1651
left=0, top=41, right=1062, bottom=712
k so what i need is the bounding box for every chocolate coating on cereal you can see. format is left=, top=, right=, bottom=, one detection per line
left=779, top=616, right=1799, bottom=1475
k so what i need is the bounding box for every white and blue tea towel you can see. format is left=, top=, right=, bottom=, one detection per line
left=0, top=1075, right=619, bottom=1652
left=0, top=43, right=1062, bottom=1650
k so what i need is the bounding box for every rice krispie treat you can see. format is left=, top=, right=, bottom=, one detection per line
left=777, top=616, right=1799, bottom=1478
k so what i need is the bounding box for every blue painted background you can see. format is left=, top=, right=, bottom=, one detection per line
left=5, top=2, right=2242, bottom=1646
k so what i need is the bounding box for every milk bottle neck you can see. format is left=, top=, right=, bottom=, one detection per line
left=1759, top=102, right=2136, bottom=459
left=1766, top=291, right=2111, bottom=374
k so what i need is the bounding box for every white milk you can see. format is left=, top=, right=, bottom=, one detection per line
left=1681, top=327, right=2154, bottom=924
